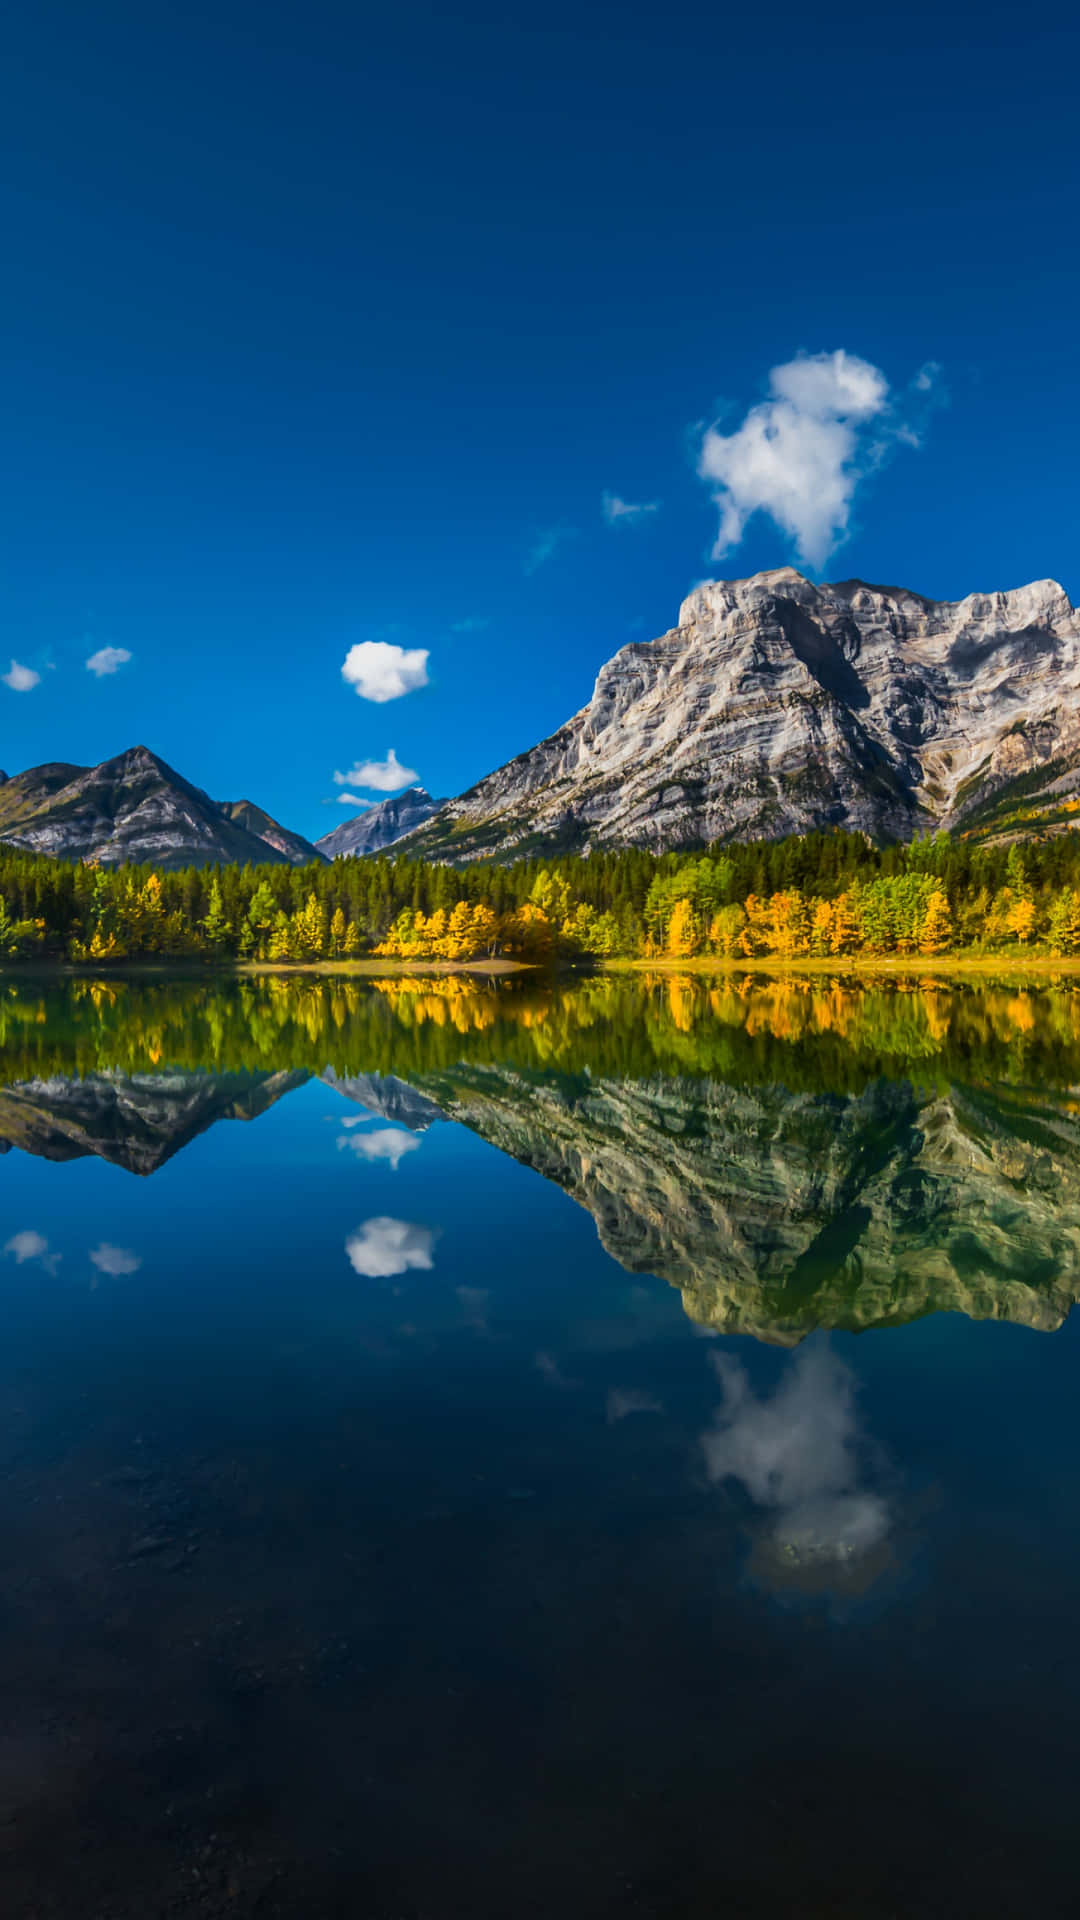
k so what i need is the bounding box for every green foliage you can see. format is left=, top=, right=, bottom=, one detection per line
left=5, top=822, right=1080, bottom=965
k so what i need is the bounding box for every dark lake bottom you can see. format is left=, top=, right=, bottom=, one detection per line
left=2, top=972, right=1080, bottom=1916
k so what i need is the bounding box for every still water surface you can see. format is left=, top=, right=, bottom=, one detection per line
left=2, top=972, right=1080, bottom=1916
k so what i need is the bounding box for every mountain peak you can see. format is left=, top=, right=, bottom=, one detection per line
left=316, top=785, right=440, bottom=859
left=401, top=572, right=1080, bottom=862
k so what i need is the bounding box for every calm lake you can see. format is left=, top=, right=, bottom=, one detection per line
left=2, top=971, right=1080, bottom=1917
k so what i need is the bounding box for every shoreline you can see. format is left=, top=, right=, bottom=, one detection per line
left=602, top=954, right=1080, bottom=977
left=2, top=953, right=1080, bottom=982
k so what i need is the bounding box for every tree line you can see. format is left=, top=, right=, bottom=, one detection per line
left=3, top=829, right=1080, bottom=962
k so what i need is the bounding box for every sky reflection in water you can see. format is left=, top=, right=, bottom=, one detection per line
left=1, top=972, right=1080, bottom=1916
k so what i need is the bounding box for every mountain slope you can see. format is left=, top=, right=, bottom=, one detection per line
left=0, top=1067, right=309, bottom=1174
left=378, top=1062, right=1080, bottom=1344
left=315, top=785, right=441, bottom=858
left=0, top=747, right=323, bottom=868
left=402, top=570, right=1080, bottom=860
left=219, top=798, right=323, bottom=864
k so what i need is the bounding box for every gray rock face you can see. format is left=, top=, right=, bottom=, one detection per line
left=0, top=747, right=323, bottom=869
left=218, top=799, right=323, bottom=865
left=321, top=1068, right=443, bottom=1131
left=389, top=1062, right=1080, bottom=1343
left=404, top=570, right=1080, bottom=858
left=315, top=786, right=441, bottom=858
left=0, top=1067, right=309, bottom=1174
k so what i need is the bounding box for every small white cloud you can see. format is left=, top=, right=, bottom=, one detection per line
left=535, top=1350, right=581, bottom=1390
left=602, top=492, right=661, bottom=526
left=2, top=660, right=40, bottom=692
left=697, top=348, right=930, bottom=570
left=332, top=748, right=417, bottom=792
left=524, top=525, right=575, bottom=575
left=86, top=646, right=132, bottom=677
left=337, top=1126, right=420, bottom=1169
left=336, top=792, right=373, bottom=807
left=345, top=1217, right=435, bottom=1278
left=606, top=1387, right=664, bottom=1423
left=456, top=1285, right=489, bottom=1331
left=4, top=1230, right=59, bottom=1271
left=342, top=641, right=429, bottom=703
left=89, top=1243, right=141, bottom=1276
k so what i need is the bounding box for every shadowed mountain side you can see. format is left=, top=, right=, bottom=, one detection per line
left=389, top=1064, right=1080, bottom=1342
left=0, top=1067, right=309, bottom=1174
left=320, top=1069, right=443, bottom=1131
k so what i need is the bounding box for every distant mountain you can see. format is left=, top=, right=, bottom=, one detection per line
left=401, top=570, right=1080, bottom=861
left=218, top=798, right=323, bottom=865
left=316, top=785, right=442, bottom=858
left=0, top=1067, right=309, bottom=1174
left=0, top=747, right=324, bottom=869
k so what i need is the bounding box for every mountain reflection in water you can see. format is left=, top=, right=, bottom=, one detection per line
left=5, top=972, right=1080, bottom=1917
left=3, top=971, right=1080, bottom=1343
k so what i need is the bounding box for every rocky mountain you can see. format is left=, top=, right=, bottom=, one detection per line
left=0, top=747, right=323, bottom=868
left=0, top=1066, right=308, bottom=1174
left=315, top=786, right=442, bottom=859
left=356, top=1060, right=1080, bottom=1344
left=218, top=799, right=323, bottom=865
left=402, top=570, right=1080, bottom=860
left=4, top=1035, right=1079, bottom=1341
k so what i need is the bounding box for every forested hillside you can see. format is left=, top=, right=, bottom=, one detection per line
left=2, top=830, right=1080, bottom=963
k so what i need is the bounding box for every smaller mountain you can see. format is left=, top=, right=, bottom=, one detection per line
left=316, top=785, right=442, bottom=858
left=0, top=1067, right=309, bottom=1174
left=0, top=747, right=323, bottom=869
left=219, top=799, right=322, bottom=865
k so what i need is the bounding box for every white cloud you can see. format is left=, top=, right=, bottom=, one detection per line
left=2, top=660, right=40, bottom=692
left=456, top=1285, right=489, bottom=1332
left=89, top=1243, right=141, bottom=1276
left=336, top=792, right=373, bottom=807
left=337, top=1126, right=420, bottom=1169
left=3, top=1230, right=59, bottom=1271
left=525, top=525, right=575, bottom=575
left=86, top=646, right=132, bottom=677
left=345, top=1216, right=435, bottom=1277
left=606, top=1387, right=664, bottom=1423
left=702, top=1345, right=889, bottom=1568
left=602, top=492, right=661, bottom=526
left=535, top=1350, right=581, bottom=1390
left=332, top=748, right=417, bottom=792
left=697, top=349, right=932, bottom=569
left=342, top=641, right=429, bottom=703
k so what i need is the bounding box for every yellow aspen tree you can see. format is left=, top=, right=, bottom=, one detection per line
left=470, top=902, right=499, bottom=956
left=919, top=888, right=953, bottom=955
left=829, top=890, right=859, bottom=955
left=666, top=898, right=702, bottom=958
left=810, top=898, right=833, bottom=957
left=1007, top=897, right=1037, bottom=945
left=443, top=900, right=474, bottom=960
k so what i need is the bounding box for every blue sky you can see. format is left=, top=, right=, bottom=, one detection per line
left=1, top=0, right=1077, bottom=837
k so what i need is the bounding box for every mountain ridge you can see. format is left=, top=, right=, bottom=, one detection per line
left=5, top=569, right=1080, bottom=868
left=400, top=569, right=1080, bottom=860
left=315, top=786, right=442, bottom=859
left=0, top=746, right=324, bottom=869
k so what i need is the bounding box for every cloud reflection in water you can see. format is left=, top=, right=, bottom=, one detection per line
left=702, top=1346, right=889, bottom=1572
left=345, top=1218, right=435, bottom=1278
